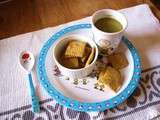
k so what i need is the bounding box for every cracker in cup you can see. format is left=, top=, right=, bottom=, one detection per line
left=81, top=46, right=91, bottom=63
left=60, top=40, right=94, bottom=69
left=65, top=40, right=86, bottom=58
left=61, top=56, right=79, bottom=69
left=85, top=47, right=95, bottom=67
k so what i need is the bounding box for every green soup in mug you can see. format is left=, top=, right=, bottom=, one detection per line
left=94, top=17, right=123, bottom=33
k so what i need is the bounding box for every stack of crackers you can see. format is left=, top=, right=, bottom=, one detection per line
left=97, top=53, right=128, bottom=92
left=60, top=40, right=95, bottom=69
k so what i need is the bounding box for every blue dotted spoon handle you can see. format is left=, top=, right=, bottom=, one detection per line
left=28, top=73, right=40, bottom=113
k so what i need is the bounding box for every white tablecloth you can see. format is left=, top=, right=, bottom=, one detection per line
left=0, top=4, right=160, bottom=120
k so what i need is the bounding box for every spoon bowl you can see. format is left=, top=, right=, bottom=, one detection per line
left=19, top=51, right=35, bottom=73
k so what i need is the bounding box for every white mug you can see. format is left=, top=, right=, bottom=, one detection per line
left=91, top=9, right=127, bottom=55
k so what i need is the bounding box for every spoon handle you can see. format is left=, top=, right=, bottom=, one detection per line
left=28, top=73, right=40, bottom=113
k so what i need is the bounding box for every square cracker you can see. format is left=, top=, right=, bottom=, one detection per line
left=81, top=46, right=91, bottom=63
left=65, top=40, right=86, bottom=58
left=108, top=53, right=128, bottom=70
left=98, top=66, right=122, bottom=92
left=85, top=47, right=95, bottom=67
left=107, top=67, right=122, bottom=91
left=98, top=67, right=112, bottom=85
left=61, top=57, right=79, bottom=69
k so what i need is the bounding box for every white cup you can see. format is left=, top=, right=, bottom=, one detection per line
left=53, top=34, right=98, bottom=79
left=91, top=9, right=127, bottom=55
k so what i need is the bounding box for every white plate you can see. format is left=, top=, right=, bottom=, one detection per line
left=37, top=23, right=141, bottom=112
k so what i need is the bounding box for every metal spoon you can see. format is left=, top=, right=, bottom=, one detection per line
left=19, top=51, right=40, bottom=113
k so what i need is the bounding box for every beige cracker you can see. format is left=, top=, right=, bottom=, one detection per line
left=108, top=53, right=128, bottom=69
left=61, top=57, right=79, bottom=69
left=85, top=47, right=95, bottom=67
left=81, top=46, right=91, bottom=63
left=65, top=40, right=86, bottom=58
left=98, top=66, right=122, bottom=92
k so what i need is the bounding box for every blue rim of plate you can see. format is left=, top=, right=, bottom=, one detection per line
left=37, top=23, right=141, bottom=112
